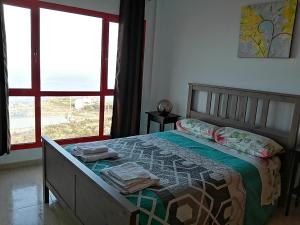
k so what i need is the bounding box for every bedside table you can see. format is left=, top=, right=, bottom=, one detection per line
left=285, top=146, right=300, bottom=216
left=146, top=111, right=180, bottom=134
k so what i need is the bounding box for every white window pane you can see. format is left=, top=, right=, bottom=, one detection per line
left=107, top=22, right=119, bottom=90
left=41, top=97, right=100, bottom=139
left=104, top=96, right=113, bottom=135
left=40, top=9, right=102, bottom=91
left=9, top=97, right=35, bottom=144
left=4, top=5, right=32, bottom=89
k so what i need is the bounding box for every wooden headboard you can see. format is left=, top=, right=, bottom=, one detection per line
left=186, top=83, right=300, bottom=151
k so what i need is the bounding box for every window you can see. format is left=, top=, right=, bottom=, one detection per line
left=41, top=97, right=100, bottom=140
left=108, top=22, right=119, bottom=90
left=9, top=97, right=35, bottom=144
left=4, top=5, right=32, bottom=89
left=5, top=1, right=119, bottom=150
left=104, top=96, right=114, bottom=135
left=40, top=9, right=102, bottom=91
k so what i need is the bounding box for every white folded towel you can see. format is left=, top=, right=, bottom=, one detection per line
left=101, top=170, right=159, bottom=194
left=100, top=162, right=160, bottom=194
left=71, top=145, right=108, bottom=156
left=106, top=162, right=151, bottom=181
left=77, top=145, right=109, bottom=155
left=78, top=149, right=118, bottom=163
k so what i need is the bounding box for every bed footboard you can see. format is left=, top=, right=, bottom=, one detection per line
left=42, top=136, right=139, bottom=225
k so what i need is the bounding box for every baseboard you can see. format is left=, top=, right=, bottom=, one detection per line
left=0, top=159, right=42, bottom=170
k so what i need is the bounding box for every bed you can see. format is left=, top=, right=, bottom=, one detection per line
left=42, top=83, right=300, bottom=225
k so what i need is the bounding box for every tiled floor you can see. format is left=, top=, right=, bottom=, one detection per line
left=0, top=165, right=299, bottom=225
left=0, top=165, right=81, bottom=225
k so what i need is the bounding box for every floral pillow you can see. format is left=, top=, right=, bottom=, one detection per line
left=176, top=118, right=219, bottom=140
left=214, top=127, right=284, bottom=158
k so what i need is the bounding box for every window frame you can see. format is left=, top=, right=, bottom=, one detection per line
left=5, top=0, right=118, bottom=150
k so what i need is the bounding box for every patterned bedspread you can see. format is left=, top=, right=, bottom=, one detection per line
left=65, top=131, right=280, bottom=225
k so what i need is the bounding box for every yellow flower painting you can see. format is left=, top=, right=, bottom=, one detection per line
left=238, top=0, right=298, bottom=58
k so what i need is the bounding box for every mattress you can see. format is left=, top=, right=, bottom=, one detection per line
left=65, top=131, right=281, bottom=225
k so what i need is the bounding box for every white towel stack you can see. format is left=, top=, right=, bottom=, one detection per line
left=100, top=162, right=160, bottom=194
left=71, top=144, right=118, bottom=163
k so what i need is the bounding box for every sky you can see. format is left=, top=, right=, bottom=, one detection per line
left=4, top=5, right=118, bottom=91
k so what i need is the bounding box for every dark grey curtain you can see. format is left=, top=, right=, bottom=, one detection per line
left=111, top=0, right=145, bottom=138
left=0, top=2, right=10, bottom=156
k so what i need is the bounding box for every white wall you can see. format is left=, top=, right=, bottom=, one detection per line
left=148, top=0, right=300, bottom=120
left=140, top=0, right=158, bottom=133
left=0, top=0, right=158, bottom=165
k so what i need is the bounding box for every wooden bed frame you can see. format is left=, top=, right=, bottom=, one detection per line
left=42, top=83, right=300, bottom=225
